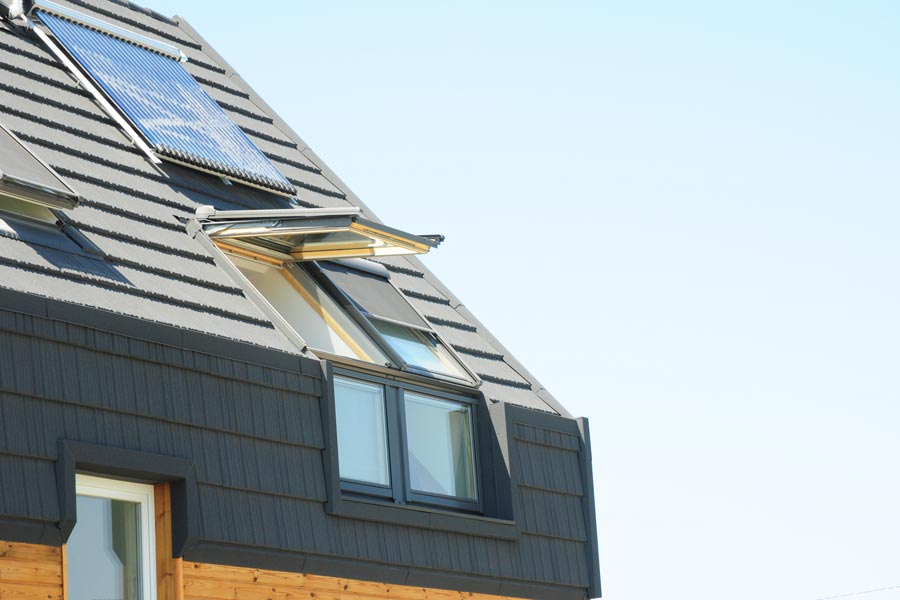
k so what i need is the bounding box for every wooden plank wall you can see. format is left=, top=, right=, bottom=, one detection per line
left=0, top=540, right=64, bottom=600
left=182, top=562, right=517, bottom=600
left=0, top=540, right=517, bottom=600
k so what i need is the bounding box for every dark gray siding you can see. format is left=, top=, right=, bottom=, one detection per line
left=0, top=301, right=598, bottom=599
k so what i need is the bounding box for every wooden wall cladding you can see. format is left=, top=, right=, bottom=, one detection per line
left=182, top=562, right=517, bottom=600
left=0, top=540, right=517, bottom=600
left=0, top=540, right=64, bottom=600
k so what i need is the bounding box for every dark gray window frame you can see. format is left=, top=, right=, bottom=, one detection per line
left=55, top=440, right=200, bottom=555
left=333, top=368, right=483, bottom=513
left=321, top=361, right=518, bottom=540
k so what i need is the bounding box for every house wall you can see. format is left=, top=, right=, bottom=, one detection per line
left=0, top=541, right=64, bottom=600
left=0, top=538, right=535, bottom=600
left=0, top=295, right=599, bottom=600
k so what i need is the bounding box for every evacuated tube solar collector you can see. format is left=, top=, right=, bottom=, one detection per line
left=31, top=1, right=296, bottom=197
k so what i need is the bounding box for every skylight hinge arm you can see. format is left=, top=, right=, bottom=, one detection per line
left=26, top=15, right=162, bottom=166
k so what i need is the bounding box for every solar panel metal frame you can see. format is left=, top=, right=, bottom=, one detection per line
left=32, top=5, right=296, bottom=197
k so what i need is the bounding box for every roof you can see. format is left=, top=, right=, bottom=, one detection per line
left=0, top=0, right=568, bottom=416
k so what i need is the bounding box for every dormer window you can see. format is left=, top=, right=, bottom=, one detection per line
left=192, top=207, right=483, bottom=512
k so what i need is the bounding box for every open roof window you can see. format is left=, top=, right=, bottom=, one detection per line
left=194, top=207, right=475, bottom=385
left=30, top=0, right=295, bottom=196
left=198, top=206, right=442, bottom=263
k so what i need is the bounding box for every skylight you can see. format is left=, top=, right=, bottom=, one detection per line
left=32, top=2, right=295, bottom=196
left=0, top=122, right=80, bottom=210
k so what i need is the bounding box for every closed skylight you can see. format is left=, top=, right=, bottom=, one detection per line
left=0, top=122, right=80, bottom=210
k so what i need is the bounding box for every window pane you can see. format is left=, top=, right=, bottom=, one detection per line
left=233, top=260, right=389, bottom=364
left=371, top=318, right=469, bottom=380
left=68, top=495, right=143, bottom=600
left=335, top=377, right=390, bottom=486
left=405, top=393, right=477, bottom=500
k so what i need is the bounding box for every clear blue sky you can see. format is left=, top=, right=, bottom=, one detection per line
left=144, top=2, right=900, bottom=599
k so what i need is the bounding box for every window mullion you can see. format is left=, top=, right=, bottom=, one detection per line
left=385, top=384, right=406, bottom=503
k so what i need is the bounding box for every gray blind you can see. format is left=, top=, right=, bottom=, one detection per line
left=319, top=262, right=430, bottom=329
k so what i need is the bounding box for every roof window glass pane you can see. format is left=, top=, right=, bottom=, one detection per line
left=36, top=10, right=294, bottom=196
left=371, top=318, right=469, bottom=380
left=231, top=255, right=389, bottom=363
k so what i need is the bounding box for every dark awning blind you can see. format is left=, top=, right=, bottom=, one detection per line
left=0, top=122, right=79, bottom=209
left=319, top=262, right=430, bottom=330
left=37, top=10, right=295, bottom=196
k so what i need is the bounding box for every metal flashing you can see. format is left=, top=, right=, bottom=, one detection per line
left=30, top=0, right=187, bottom=61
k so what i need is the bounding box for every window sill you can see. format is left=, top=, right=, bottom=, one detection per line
left=326, top=496, right=519, bottom=541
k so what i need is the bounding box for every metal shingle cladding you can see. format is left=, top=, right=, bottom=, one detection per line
left=36, top=10, right=295, bottom=196
left=0, top=310, right=597, bottom=597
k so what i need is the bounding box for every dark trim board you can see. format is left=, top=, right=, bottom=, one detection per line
left=577, top=417, right=603, bottom=599
left=0, top=516, right=61, bottom=546
left=55, top=440, right=199, bottom=553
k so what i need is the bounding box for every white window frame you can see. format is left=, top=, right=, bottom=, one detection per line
left=74, top=474, right=157, bottom=600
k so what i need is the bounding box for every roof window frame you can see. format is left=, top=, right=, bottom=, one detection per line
left=331, top=368, right=485, bottom=514
left=308, top=261, right=479, bottom=387
left=198, top=206, right=442, bottom=263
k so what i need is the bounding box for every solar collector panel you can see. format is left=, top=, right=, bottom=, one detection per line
left=36, top=10, right=295, bottom=196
